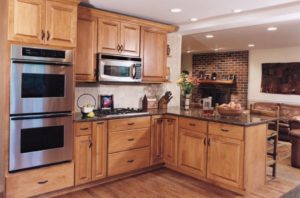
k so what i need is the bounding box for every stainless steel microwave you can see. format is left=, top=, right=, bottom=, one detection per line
left=97, top=54, right=142, bottom=82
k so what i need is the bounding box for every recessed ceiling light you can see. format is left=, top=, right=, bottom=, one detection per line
left=170, top=8, right=182, bottom=13
left=187, top=50, right=192, bottom=53
left=267, top=27, right=278, bottom=31
left=248, top=44, right=255, bottom=47
left=206, top=34, right=214, bottom=38
left=214, top=48, right=222, bottom=51
left=190, top=18, right=198, bottom=22
left=233, top=9, right=242, bottom=13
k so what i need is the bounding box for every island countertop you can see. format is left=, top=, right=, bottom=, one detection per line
left=74, top=107, right=276, bottom=127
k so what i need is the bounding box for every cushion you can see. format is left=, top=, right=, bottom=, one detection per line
left=280, top=104, right=300, bottom=118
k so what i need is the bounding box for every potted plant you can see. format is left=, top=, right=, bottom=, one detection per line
left=177, top=73, right=200, bottom=110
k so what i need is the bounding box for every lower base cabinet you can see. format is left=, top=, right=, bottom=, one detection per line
left=178, top=129, right=207, bottom=177
left=6, top=163, right=74, bottom=198
left=75, top=121, right=107, bottom=185
left=207, top=135, right=244, bottom=188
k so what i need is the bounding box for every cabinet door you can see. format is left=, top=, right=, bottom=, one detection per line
left=76, top=16, right=97, bottom=82
left=120, top=23, right=140, bottom=57
left=163, top=117, right=178, bottom=166
left=142, top=28, right=167, bottom=82
left=8, top=0, right=45, bottom=44
left=150, top=116, right=164, bottom=165
left=45, top=0, right=77, bottom=47
left=75, top=135, right=92, bottom=185
left=207, top=135, right=244, bottom=188
left=178, top=129, right=207, bottom=177
left=92, top=121, right=107, bottom=181
left=98, top=19, right=120, bottom=55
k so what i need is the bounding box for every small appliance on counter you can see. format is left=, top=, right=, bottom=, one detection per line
left=77, top=93, right=96, bottom=118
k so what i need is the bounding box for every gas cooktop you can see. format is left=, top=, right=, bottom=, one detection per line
left=95, top=108, right=149, bottom=118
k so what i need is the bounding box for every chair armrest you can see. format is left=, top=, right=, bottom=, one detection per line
left=290, top=120, right=300, bottom=130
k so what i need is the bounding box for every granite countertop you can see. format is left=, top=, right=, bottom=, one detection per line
left=74, top=107, right=276, bottom=127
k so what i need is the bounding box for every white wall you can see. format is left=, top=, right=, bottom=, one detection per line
left=181, top=53, right=193, bottom=75
left=75, top=33, right=182, bottom=111
left=248, top=46, right=300, bottom=105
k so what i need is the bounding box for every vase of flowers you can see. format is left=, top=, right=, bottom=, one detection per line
left=177, top=73, right=200, bottom=110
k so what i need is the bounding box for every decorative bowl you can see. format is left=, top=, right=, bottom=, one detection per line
left=217, top=106, right=243, bottom=116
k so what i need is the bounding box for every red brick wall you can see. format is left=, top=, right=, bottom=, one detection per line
left=192, top=51, right=249, bottom=107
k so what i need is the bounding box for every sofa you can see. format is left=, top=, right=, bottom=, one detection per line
left=251, top=102, right=300, bottom=141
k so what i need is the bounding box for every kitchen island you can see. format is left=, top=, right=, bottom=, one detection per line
left=72, top=107, right=274, bottom=195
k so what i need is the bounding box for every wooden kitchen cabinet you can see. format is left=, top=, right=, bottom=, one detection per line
left=150, top=115, right=164, bottom=165
left=178, top=129, right=207, bottom=177
left=92, top=121, right=107, bottom=181
left=76, top=15, right=98, bottom=82
left=8, top=0, right=45, bottom=44
left=163, top=116, right=178, bottom=167
left=45, top=0, right=77, bottom=47
left=75, top=121, right=107, bottom=185
left=98, top=19, right=140, bottom=56
left=207, top=135, right=244, bottom=189
left=75, top=135, right=92, bottom=185
left=8, top=0, right=78, bottom=47
left=141, top=27, right=167, bottom=82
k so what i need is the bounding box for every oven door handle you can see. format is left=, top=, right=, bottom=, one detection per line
left=11, top=113, right=72, bottom=120
left=12, top=59, right=72, bottom=66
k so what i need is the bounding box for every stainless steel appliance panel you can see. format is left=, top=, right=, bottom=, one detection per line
left=9, top=113, right=73, bottom=172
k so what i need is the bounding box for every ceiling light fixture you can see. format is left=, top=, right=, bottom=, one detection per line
left=205, top=34, right=214, bottom=38
left=170, top=8, right=182, bottom=13
left=187, top=50, right=192, bottom=53
left=248, top=44, right=255, bottom=47
left=267, top=27, right=278, bottom=31
left=233, top=9, right=242, bottom=13
left=190, top=18, right=198, bottom=22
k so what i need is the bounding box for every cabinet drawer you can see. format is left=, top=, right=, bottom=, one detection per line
left=108, top=116, right=150, bottom=132
left=108, top=147, right=150, bottom=176
left=6, top=163, right=74, bottom=198
left=208, top=122, right=244, bottom=140
left=179, top=117, right=207, bottom=133
left=109, top=128, right=150, bottom=153
left=75, top=122, right=92, bottom=136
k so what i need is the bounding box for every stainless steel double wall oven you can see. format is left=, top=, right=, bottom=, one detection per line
left=9, top=45, right=73, bottom=172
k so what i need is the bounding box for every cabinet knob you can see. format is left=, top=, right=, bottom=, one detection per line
left=203, top=137, right=207, bottom=145
left=47, top=31, right=50, bottom=40
left=128, top=138, right=135, bottom=141
left=41, top=30, right=45, bottom=40
left=37, top=180, right=48, bottom=185
left=127, top=159, right=134, bottom=163
left=80, top=127, right=89, bottom=130
left=221, top=128, right=229, bottom=132
left=120, top=45, right=124, bottom=52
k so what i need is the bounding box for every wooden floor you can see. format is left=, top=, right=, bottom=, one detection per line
left=55, top=158, right=300, bottom=198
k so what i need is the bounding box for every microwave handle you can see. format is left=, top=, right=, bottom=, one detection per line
left=132, top=64, right=136, bottom=79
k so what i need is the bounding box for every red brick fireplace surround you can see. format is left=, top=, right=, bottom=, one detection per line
left=192, top=51, right=249, bottom=107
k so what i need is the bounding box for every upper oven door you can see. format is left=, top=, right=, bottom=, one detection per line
left=10, top=60, right=73, bottom=115
left=98, top=59, right=141, bottom=82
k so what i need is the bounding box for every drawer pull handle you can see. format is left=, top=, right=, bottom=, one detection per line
left=127, top=159, right=134, bottom=163
left=38, top=180, right=48, bottom=184
left=128, top=138, right=135, bottom=141
left=221, top=129, right=229, bottom=132
left=189, top=123, right=196, bottom=127
left=128, top=123, right=135, bottom=126
left=80, top=127, right=89, bottom=130
left=97, top=122, right=104, bottom=125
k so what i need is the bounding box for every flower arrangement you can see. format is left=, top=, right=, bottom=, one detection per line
left=177, top=73, right=200, bottom=96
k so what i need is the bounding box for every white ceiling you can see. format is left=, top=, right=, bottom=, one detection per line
left=81, top=0, right=299, bottom=25
left=182, top=19, right=300, bottom=53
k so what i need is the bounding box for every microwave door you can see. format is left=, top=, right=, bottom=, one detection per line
left=99, top=60, right=135, bottom=82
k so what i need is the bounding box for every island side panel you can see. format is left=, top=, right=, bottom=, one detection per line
left=244, top=123, right=267, bottom=192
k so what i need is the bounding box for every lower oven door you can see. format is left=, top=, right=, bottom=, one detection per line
left=9, top=113, right=73, bottom=172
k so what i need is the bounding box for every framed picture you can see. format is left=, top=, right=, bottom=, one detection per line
left=204, top=74, right=210, bottom=80
left=99, top=95, right=114, bottom=110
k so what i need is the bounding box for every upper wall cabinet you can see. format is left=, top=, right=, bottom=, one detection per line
left=98, top=19, right=140, bottom=57
left=141, top=27, right=167, bottom=82
left=8, top=0, right=78, bottom=47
